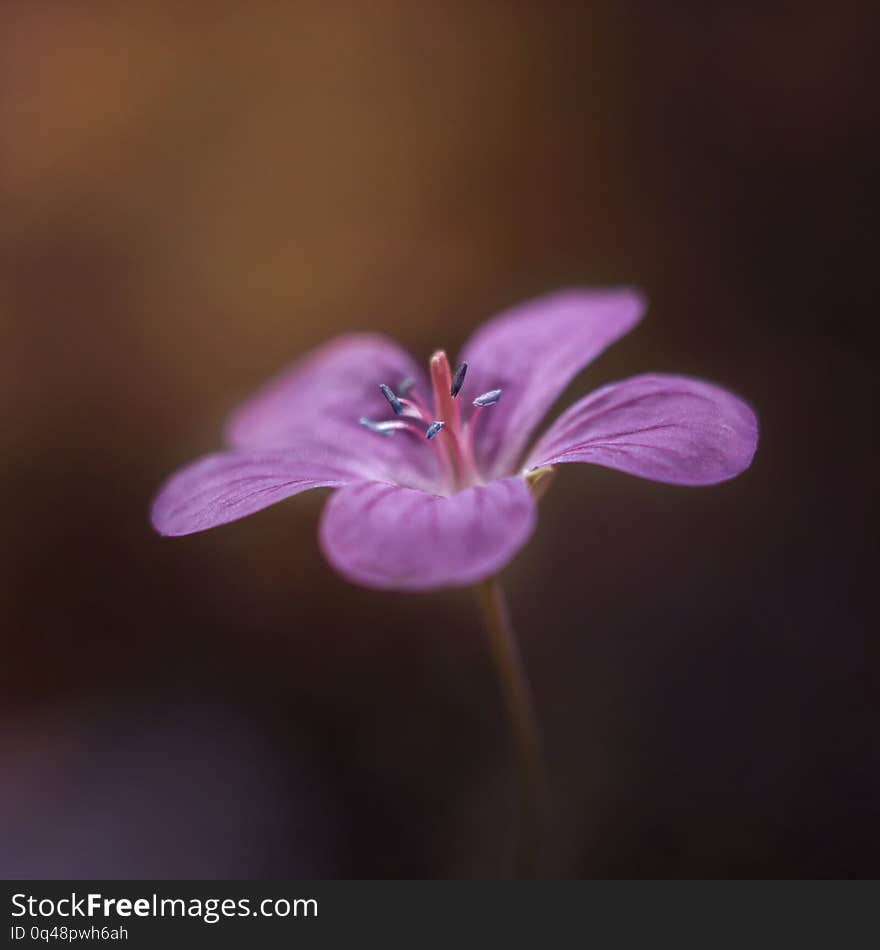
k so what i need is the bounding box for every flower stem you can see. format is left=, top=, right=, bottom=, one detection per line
left=476, top=575, right=548, bottom=879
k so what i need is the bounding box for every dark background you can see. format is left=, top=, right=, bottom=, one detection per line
left=2, top=3, right=876, bottom=878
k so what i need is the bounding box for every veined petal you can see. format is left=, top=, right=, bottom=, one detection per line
left=225, top=334, right=439, bottom=491
left=525, top=374, right=758, bottom=485
left=318, top=478, right=536, bottom=591
left=459, top=288, right=645, bottom=478
left=151, top=450, right=354, bottom=537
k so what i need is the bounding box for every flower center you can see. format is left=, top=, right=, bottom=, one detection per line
left=359, top=349, right=502, bottom=492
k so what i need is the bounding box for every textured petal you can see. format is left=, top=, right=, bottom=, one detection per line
left=458, top=288, right=645, bottom=478
left=526, top=374, right=758, bottom=485
left=319, top=477, right=536, bottom=591
left=151, top=450, right=354, bottom=536
left=225, top=334, right=440, bottom=491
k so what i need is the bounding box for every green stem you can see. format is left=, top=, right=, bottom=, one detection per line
left=477, top=575, right=549, bottom=879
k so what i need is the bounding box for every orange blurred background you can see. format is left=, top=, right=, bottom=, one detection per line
left=2, top=3, right=876, bottom=877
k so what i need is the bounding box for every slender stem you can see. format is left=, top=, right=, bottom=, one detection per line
left=477, top=576, right=549, bottom=879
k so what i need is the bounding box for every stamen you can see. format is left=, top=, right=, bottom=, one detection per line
left=450, top=361, right=468, bottom=397
left=397, top=398, right=425, bottom=421
left=473, top=389, right=502, bottom=407
left=425, top=420, right=445, bottom=440
left=379, top=383, right=403, bottom=415
left=366, top=349, right=484, bottom=490
left=360, top=416, right=402, bottom=436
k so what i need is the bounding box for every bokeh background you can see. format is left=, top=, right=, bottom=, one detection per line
left=2, top=2, right=877, bottom=878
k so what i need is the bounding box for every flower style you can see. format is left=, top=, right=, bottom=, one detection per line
left=151, top=289, right=758, bottom=590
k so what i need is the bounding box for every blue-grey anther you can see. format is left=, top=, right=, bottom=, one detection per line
left=473, top=389, right=502, bottom=407
left=425, top=420, right=445, bottom=440
left=450, top=362, right=468, bottom=398
left=397, top=376, right=415, bottom=395
left=379, top=383, right=403, bottom=415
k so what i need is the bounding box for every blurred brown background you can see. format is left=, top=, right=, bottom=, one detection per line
left=1, top=2, right=877, bottom=878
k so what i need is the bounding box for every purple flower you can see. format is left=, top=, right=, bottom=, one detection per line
left=151, top=289, right=758, bottom=591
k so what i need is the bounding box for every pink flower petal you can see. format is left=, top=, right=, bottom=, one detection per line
left=318, top=478, right=536, bottom=591
left=225, top=334, right=440, bottom=491
left=526, top=374, right=758, bottom=485
left=458, top=288, right=645, bottom=478
left=151, top=450, right=354, bottom=536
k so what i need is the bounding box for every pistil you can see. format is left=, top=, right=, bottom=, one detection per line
left=429, top=350, right=459, bottom=434
left=430, top=350, right=485, bottom=490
